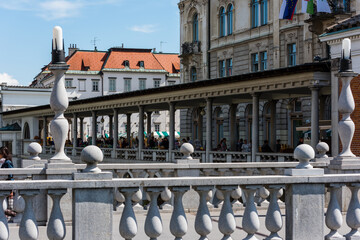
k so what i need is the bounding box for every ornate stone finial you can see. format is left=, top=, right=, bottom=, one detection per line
left=180, top=143, right=194, bottom=160
left=316, top=142, right=329, bottom=158
left=81, top=146, right=103, bottom=173
left=294, top=144, right=315, bottom=169
left=27, top=142, right=42, bottom=160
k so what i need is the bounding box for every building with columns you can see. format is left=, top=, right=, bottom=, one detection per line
left=31, top=46, right=180, bottom=141
left=178, top=0, right=360, bottom=156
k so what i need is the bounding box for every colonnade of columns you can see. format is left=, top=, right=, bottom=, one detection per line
left=41, top=85, right=324, bottom=162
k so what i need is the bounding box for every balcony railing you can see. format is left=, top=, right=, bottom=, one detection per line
left=181, top=41, right=201, bottom=56
left=0, top=174, right=359, bottom=239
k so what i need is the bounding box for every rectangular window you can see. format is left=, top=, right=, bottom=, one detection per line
left=260, top=0, right=268, bottom=25
left=288, top=43, right=296, bottom=66
left=139, top=78, right=146, bottom=90
left=154, top=79, right=161, bottom=88
left=109, top=78, right=116, bottom=92
left=219, top=60, right=226, bottom=77
left=226, top=59, right=233, bottom=76
left=65, top=79, right=72, bottom=88
left=79, top=79, right=86, bottom=91
left=124, top=78, right=131, bottom=92
left=251, top=53, right=259, bottom=72
left=92, top=80, right=99, bottom=92
left=155, top=124, right=160, bottom=132
left=260, top=51, right=267, bottom=70
left=251, top=0, right=259, bottom=28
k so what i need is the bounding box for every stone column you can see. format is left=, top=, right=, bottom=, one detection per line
left=126, top=113, right=131, bottom=145
left=286, top=104, right=293, bottom=146
left=79, top=118, right=84, bottom=141
left=73, top=147, right=113, bottom=240
left=109, top=115, right=113, bottom=140
left=72, top=113, right=78, bottom=156
left=251, top=93, right=259, bottom=162
left=169, top=102, right=176, bottom=151
left=91, top=111, right=97, bottom=146
left=270, top=100, right=277, bottom=151
left=331, top=59, right=340, bottom=157
left=146, top=111, right=152, bottom=141
left=43, top=117, right=47, bottom=153
left=138, top=106, right=144, bottom=158
left=205, top=98, right=213, bottom=163
left=112, top=109, right=119, bottom=158
left=229, top=104, right=237, bottom=151
left=310, top=87, right=320, bottom=149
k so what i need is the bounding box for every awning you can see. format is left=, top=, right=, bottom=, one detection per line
left=162, top=131, right=169, bottom=137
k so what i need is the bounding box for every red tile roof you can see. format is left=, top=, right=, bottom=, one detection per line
left=154, top=53, right=180, bottom=74
left=67, top=51, right=108, bottom=71
left=104, top=49, right=164, bottom=70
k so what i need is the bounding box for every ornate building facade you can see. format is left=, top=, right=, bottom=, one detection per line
left=178, top=0, right=360, bottom=155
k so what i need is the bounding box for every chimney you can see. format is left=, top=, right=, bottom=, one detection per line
left=68, top=44, right=79, bottom=56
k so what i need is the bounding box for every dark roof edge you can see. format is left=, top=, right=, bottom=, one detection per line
left=3, top=62, right=330, bottom=116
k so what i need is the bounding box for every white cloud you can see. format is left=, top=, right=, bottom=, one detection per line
left=38, top=0, right=82, bottom=20
left=130, top=24, right=157, bottom=33
left=0, top=73, right=19, bottom=86
left=0, top=0, right=121, bottom=20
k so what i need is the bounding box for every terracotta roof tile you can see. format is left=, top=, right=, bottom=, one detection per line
left=104, top=50, right=164, bottom=70
left=67, top=51, right=108, bottom=71
left=153, top=53, right=180, bottom=73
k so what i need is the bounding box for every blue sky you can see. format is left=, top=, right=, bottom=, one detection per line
left=0, top=0, right=180, bottom=86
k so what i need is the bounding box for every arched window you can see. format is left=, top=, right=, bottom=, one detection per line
left=193, top=13, right=199, bottom=42
left=219, top=7, right=226, bottom=37
left=227, top=4, right=233, bottom=35
left=191, top=67, right=197, bottom=82
left=24, top=122, right=30, bottom=139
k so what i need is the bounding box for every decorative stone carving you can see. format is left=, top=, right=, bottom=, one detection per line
left=294, top=144, right=314, bottom=169
left=27, top=142, right=42, bottom=160
left=180, top=143, right=194, bottom=160
left=81, top=145, right=103, bottom=173
left=316, top=142, right=329, bottom=158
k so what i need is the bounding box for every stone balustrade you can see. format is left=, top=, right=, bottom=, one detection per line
left=42, top=146, right=295, bottom=163
left=0, top=174, right=359, bottom=239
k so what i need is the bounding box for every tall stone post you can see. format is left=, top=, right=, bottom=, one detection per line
left=229, top=104, right=237, bottom=151
left=169, top=102, right=176, bottom=153
left=49, top=63, right=70, bottom=162
left=251, top=93, right=259, bottom=162
left=205, top=98, right=213, bottom=163
left=331, top=59, right=340, bottom=157
left=138, top=106, right=144, bottom=159
left=112, top=109, right=118, bottom=158
left=310, top=87, right=320, bottom=149
left=72, top=113, right=78, bottom=156
left=126, top=113, right=131, bottom=145
left=91, top=111, right=97, bottom=146
left=330, top=71, right=360, bottom=168
left=42, top=117, right=47, bottom=154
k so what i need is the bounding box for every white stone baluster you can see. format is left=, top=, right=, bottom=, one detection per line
left=242, top=186, right=260, bottom=240
left=169, top=186, right=189, bottom=240
left=19, top=190, right=40, bottom=240
left=120, top=187, right=139, bottom=240
left=265, top=185, right=283, bottom=240
left=217, top=185, right=237, bottom=240
left=345, top=183, right=360, bottom=240
left=194, top=186, right=213, bottom=240
left=0, top=191, right=11, bottom=240
left=47, top=189, right=67, bottom=240
left=325, top=184, right=345, bottom=240
left=145, top=187, right=164, bottom=240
